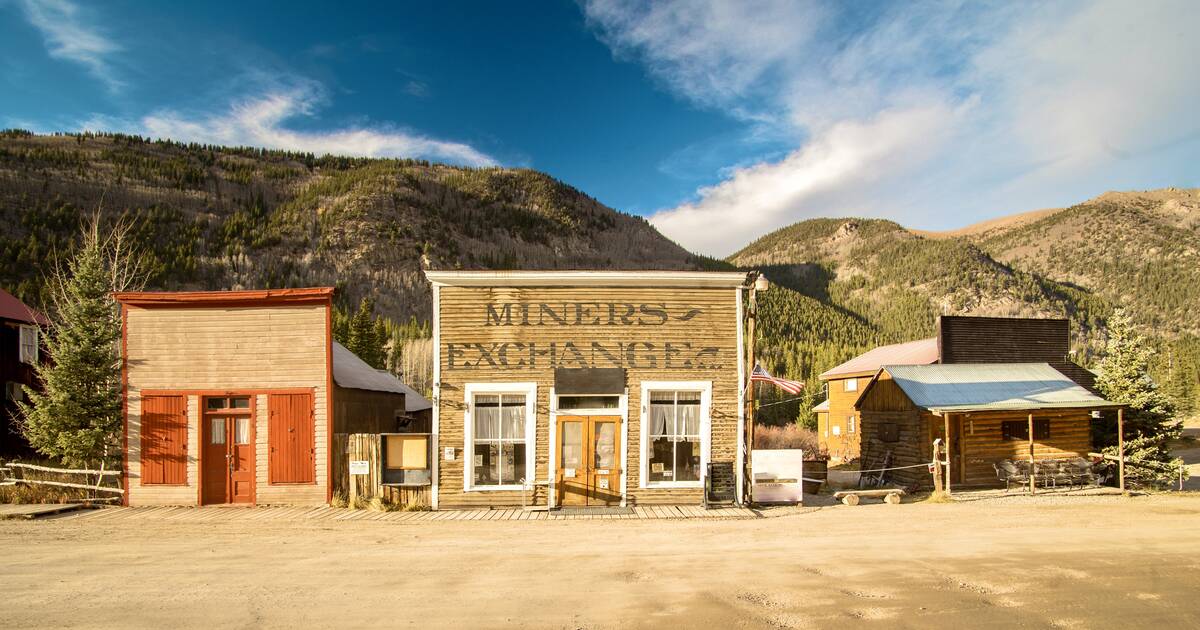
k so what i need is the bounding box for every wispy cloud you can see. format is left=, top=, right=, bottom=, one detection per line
left=18, top=0, right=123, bottom=91
left=585, top=0, right=1200, bottom=256
left=82, top=80, right=496, bottom=166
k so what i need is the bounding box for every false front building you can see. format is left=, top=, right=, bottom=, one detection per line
left=427, top=270, right=749, bottom=509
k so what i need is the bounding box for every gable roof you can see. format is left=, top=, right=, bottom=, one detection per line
left=820, top=338, right=938, bottom=380
left=867, top=363, right=1119, bottom=414
left=0, top=288, right=47, bottom=325
left=812, top=399, right=830, bottom=413
left=332, top=342, right=432, bottom=412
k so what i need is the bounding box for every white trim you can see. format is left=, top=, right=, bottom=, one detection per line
left=431, top=284, right=440, bottom=510
left=425, top=270, right=748, bottom=288
left=735, top=287, right=745, bottom=504
left=18, top=324, right=38, bottom=365
left=463, top=382, right=537, bottom=492
left=547, top=390, right=629, bottom=508
left=639, top=380, right=712, bottom=490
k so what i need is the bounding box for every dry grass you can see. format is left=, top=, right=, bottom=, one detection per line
left=923, top=490, right=955, bottom=504
left=753, top=424, right=825, bottom=458
left=0, top=460, right=118, bottom=504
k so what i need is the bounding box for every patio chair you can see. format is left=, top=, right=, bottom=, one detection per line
left=994, top=460, right=1028, bottom=492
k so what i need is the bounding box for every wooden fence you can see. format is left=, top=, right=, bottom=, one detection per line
left=332, top=433, right=430, bottom=509
left=1, top=461, right=124, bottom=501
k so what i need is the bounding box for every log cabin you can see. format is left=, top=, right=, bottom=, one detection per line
left=117, top=288, right=418, bottom=507
left=0, top=288, right=47, bottom=457
left=426, top=270, right=749, bottom=509
left=816, top=316, right=1097, bottom=462
left=854, top=363, right=1120, bottom=489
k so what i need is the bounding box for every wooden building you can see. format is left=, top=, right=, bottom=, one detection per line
left=854, top=363, right=1119, bottom=488
left=0, top=288, right=46, bottom=457
left=427, top=270, right=749, bottom=509
left=815, top=316, right=1096, bottom=461
left=118, top=288, right=428, bottom=507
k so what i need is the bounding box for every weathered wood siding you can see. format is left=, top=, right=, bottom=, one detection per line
left=436, top=286, right=740, bottom=508
left=125, top=305, right=329, bottom=506
left=938, top=316, right=1096, bottom=391
left=334, top=387, right=407, bottom=434
left=817, top=375, right=864, bottom=460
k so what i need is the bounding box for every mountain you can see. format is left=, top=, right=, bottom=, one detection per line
left=0, top=130, right=706, bottom=321
left=1, top=131, right=1195, bottom=421
left=731, top=189, right=1200, bottom=421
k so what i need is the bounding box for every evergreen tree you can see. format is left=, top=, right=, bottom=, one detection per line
left=17, top=215, right=144, bottom=468
left=1095, top=309, right=1184, bottom=487
left=346, top=297, right=386, bottom=369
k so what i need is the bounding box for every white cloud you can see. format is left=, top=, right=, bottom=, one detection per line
left=586, top=0, right=1200, bottom=256
left=83, top=82, right=496, bottom=167
left=19, top=0, right=122, bottom=91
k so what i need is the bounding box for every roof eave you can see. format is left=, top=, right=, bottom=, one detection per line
left=423, top=270, right=751, bottom=288
left=115, top=287, right=335, bottom=306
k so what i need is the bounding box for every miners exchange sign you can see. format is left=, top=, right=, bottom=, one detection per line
left=444, top=301, right=729, bottom=370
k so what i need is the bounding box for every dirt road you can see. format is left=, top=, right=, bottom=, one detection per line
left=3, top=494, right=1199, bottom=629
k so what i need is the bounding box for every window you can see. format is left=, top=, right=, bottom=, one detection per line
left=18, top=325, right=38, bottom=365
left=382, top=433, right=431, bottom=486
left=465, top=383, right=536, bottom=490
left=844, top=378, right=858, bottom=392
left=558, top=395, right=619, bottom=410
left=1002, top=419, right=1050, bottom=441
left=641, top=381, right=710, bottom=488
left=207, top=396, right=250, bottom=411
left=847, top=415, right=856, bottom=434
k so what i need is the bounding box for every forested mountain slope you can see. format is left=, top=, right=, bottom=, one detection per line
left=0, top=131, right=703, bottom=321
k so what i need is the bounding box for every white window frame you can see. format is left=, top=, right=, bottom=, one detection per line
left=843, top=377, right=858, bottom=392
left=847, top=415, right=856, bottom=434
left=463, top=382, right=537, bottom=492
left=18, top=325, right=38, bottom=365
left=639, top=380, right=711, bottom=489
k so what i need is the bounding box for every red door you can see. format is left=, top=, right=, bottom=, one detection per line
left=202, top=414, right=255, bottom=504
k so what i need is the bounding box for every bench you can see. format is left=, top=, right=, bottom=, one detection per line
left=832, top=488, right=905, bottom=506
left=994, top=457, right=1100, bottom=491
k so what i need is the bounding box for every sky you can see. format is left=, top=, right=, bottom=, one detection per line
left=2, top=0, right=1198, bottom=256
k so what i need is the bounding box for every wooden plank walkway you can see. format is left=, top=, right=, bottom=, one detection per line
left=0, top=503, right=85, bottom=519
left=41, top=503, right=815, bottom=524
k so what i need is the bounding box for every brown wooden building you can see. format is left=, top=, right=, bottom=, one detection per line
left=854, top=363, right=1119, bottom=488
left=816, top=316, right=1096, bottom=461
left=0, top=288, right=46, bottom=457
left=427, top=270, right=749, bottom=509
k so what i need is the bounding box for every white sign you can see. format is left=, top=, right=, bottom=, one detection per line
left=752, top=449, right=805, bottom=504
left=349, top=460, right=370, bottom=475
left=598, top=478, right=609, bottom=490
left=597, top=469, right=610, bottom=475
left=564, top=468, right=576, bottom=478
left=444, top=447, right=455, bottom=461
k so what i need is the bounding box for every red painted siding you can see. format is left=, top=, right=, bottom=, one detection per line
left=268, top=393, right=315, bottom=484
left=140, top=395, right=187, bottom=485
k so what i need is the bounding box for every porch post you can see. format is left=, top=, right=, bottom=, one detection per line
left=943, top=413, right=952, bottom=496
left=1117, top=407, right=1126, bottom=492
left=1028, top=412, right=1036, bottom=495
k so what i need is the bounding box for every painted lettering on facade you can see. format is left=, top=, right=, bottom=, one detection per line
left=445, top=341, right=724, bottom=370
left=484, top=302, right=703, bottom=327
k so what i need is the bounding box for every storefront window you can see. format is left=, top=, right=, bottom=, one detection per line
left=647, top=390, right=701, bottom=483
left=472, top=393, right=527, bottom=487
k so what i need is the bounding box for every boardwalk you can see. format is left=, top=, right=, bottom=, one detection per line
left=49, top=503, right=815, bottom=523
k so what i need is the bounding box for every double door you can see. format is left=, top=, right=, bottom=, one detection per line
left=557, top=415, right=621, bottom=507
left=202, top=415, right=255, bottom=504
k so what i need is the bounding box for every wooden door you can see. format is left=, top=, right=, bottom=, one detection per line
left=268, top=393, right=315, bottom=484
left=141, top=395, right=187, bottom=485
left=202, top=415, right=255, bottom=504
left=556, top=415, right=622, bottom=507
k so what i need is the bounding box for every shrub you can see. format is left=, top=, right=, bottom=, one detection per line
left=753, top=423, right=826, bottom=458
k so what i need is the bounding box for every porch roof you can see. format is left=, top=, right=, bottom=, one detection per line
left=877, top=362, right=1120, bottom=414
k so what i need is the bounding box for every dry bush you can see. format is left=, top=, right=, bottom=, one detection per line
left=753, top=424, right=826, bottom=458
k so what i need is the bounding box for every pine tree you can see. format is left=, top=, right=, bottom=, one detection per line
left=1095, top=309, right=1184, bottom=487
left=17, top=215, right=145, bottom=468
left=346, top=297, right=386, bottom=369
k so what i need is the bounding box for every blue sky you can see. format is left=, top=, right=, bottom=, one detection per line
left=3, top=0, right=1198, bottom=256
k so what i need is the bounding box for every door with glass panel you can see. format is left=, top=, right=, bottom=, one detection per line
left=201, top=396, right=255, bottom=504
left=556, top=415, right=622, bottom=507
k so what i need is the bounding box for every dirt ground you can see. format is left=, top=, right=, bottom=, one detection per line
left=3, top=494, right=1200, bottom=629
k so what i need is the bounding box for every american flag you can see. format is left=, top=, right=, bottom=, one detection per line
left=750, top=364, right=804, bottom=394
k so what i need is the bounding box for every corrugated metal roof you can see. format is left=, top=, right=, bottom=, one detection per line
left=880, top=363, right=1118, bottom=413
left=332, top=342, right=432, bottom=412
left=820, top=338, right=938, bottom=379
left=0, top=288, right=47, bottom=325
left=812, top=399, right=830, bottom=412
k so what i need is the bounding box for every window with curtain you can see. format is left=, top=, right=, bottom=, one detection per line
left=647, top=390, right=701, bottom=483
left=472, top=393, right=527, bottom=487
